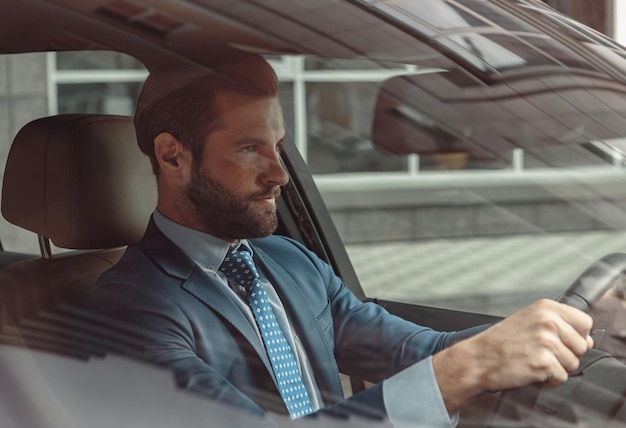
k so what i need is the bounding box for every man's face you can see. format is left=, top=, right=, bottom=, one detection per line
left=184, top=93, right=289, bottom=242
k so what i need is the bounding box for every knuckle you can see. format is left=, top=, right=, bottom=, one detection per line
left=533, top=298, right=556, bottom=310
left=535, top=317, right=560, bottom=336
left=534, top=331, right=554, bottom=348
left=533, top=349, right=555, bottom=370
left=549, top=371, right=568, bottom=387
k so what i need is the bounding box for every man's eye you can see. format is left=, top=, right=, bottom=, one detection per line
left=242, top=145, right=256, bottom=153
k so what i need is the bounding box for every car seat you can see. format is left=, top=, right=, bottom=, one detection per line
left=0, top=114, right=156, bottom=358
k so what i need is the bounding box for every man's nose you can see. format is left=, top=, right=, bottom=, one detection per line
left=262, top=152, right=289, bottom=187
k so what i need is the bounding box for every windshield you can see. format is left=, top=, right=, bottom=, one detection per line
left=2, top=1, right=626, bottom=427
left=3, top=1, right=626, bottom=319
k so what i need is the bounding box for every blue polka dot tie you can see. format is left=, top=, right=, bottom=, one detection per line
left=220, top=246, right=314, bottom=419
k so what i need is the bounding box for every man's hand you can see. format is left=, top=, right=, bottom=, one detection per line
left=433, top=299, right=594, bottom=413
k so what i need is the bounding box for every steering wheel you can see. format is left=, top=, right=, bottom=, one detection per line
left=556, top=252, right=626, bottom=312
left=486, top=252, right=626, bottom=427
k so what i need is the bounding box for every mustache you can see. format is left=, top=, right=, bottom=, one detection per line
left=249, top=187, right=281, bottom=201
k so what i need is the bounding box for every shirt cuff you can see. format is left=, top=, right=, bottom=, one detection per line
left=382, top=356, right=458, bottom=427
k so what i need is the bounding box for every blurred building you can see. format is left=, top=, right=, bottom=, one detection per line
left=1, top=1, right=626, bottom=254
left=544, top=0, right=609, bottom=34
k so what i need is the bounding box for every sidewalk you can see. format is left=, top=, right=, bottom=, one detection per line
left=346, top=230, right=626, bottom=316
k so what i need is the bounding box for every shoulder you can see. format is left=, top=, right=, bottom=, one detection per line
left=250, top=234, right=308, bottom=255
left=82, top=243, right=191, bottom=328
left=96, top=220, right=193, bottom=286
left=250, top=235, right=326, bottom=269
left=249, top=235, right=319, bottom=259
left=96, top=244, right=160, bottom=285
left=250, top=235, right=342, bottom=291
left=88, top=233, right=190, bottom=305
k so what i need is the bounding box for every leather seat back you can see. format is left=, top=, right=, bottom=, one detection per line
left=0, top=114, right=156, bottom=356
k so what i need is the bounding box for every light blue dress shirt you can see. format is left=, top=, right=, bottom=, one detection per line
left=153, top=210, right=456, bottom=427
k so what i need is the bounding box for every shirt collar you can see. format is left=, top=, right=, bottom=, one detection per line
left=153, top=209, right=250, bottom=271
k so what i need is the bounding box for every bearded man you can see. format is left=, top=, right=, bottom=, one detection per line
left=82, top=55, right=592, bottom=428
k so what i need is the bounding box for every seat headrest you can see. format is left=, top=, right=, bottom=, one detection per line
left=1, top=114, right=157, bottom=250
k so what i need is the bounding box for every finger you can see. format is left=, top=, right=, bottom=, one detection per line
left=552, top=335, right=583, bottom=374
left=555, top=302, right=594, bottom=338
left=534, top=340, right=576, bottom=387
left=557, top=318, right=592, bottom=358
left=528, top=343, right=571, bottom=387
left=586, top=334, right=595, bottom=350
left=545, top=364, right=569, bottom=387
left=529, top=305, right=588, bottom=374
left=529, top=301, right=590, bottom=357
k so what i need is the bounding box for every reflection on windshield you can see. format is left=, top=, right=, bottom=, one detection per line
left=362, top=0, right=605, bottom=76
left=391, top=0, right=485, bottom=31
left=445, top=33, right=528, bottom=71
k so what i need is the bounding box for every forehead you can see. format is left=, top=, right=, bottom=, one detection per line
left=212, top=92, right=283, bottom=133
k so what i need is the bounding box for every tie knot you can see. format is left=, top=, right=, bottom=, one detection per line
left=219, top=247, right=259, bottom=287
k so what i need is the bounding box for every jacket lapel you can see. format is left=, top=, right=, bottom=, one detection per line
left=140, top=220, right=343, bottom=401
left=252, top=245, right=344, bottom=402
left=181, top=273, right=273, bottom=373
left=139, top=219, right=274, bottom=375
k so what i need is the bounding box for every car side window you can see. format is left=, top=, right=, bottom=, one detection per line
left=5, top=50, right=626, bottom=318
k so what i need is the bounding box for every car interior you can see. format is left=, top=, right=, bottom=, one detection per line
left=0, top=116, right=502, bottom=426
left=0, top=107, right=382, bottom=373
left=2, top=0, right=626, bottom=427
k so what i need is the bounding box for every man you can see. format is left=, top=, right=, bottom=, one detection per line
left=81, top=54, right=593, bottom=427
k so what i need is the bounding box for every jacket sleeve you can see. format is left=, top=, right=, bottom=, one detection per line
left=253, top=236, right=490, bottom=425
left=264, top=236, right=485, bottom=382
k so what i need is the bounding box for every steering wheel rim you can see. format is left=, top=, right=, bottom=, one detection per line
left=486, top=252, right=626, bottom=427
left=556, top=252, right=626, bottom=312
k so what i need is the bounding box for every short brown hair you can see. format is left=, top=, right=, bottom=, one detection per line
left=135, top=54, right=279, bottom=174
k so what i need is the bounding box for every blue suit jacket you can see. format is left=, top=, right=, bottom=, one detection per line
left=82, top=219, right=480, bottom=426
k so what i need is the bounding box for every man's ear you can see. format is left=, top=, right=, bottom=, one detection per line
left=154, top=132, right=191, bottom=176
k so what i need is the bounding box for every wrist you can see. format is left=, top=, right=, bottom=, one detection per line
left=432, top=339, right=488, bottom=413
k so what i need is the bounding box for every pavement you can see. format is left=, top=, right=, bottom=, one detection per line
left=345, top=229, right=626, bottom=316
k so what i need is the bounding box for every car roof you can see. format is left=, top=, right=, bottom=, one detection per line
left=1, top=1, right=622, bottom=71
left=0, top=0, right=282, bottom=68
left=0, top=0, right=440, bottom=71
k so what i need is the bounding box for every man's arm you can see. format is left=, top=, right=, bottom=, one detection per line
left=273, top=237, right=593, bottom=422
left=269, top=247, right=592, bottom=424
left=432, top=299, right=594, bottom=413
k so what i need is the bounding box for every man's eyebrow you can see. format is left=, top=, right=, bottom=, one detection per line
left=232, top=136, right=286, bottom=146
left=229, top=137, right=263, bottom=146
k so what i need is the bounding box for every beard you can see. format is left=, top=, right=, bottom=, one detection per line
left=185, top=165, right=280, bottom=240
